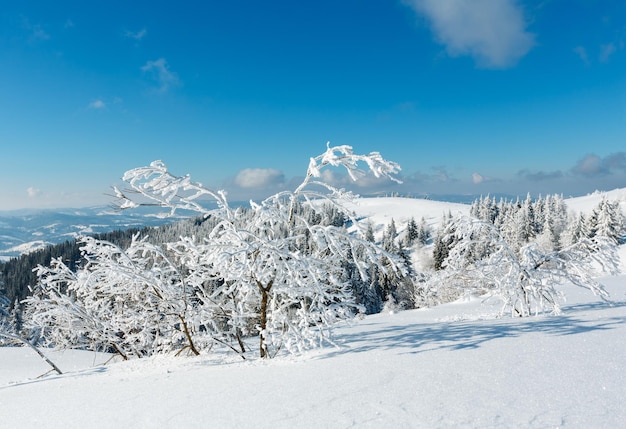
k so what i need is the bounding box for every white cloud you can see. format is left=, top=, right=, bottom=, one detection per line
left=27, top=187, right=41, bottom=198
left=404, top=0, right=535, bottom=68
left=235, top=168, right=285, bottom=189
left=88, top=99, right=106, bottom=109
left=125, top=28, right=147, bottom=41
left=141, top=58, right=180, bottom=93
left=472, top=172, right=484, bottom=184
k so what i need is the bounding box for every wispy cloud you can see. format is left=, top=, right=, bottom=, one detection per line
left=21, top=16, right=50, bottom=42
left=599, top=42, right=616, bottom=62
left=27, top=187, right=42, bottom=198
left=572, top=152, right=626, bottom=177
left=141, top=58, right=180, bottom=93
left=517, top=169, right=564, bottom=182
left=471, top=172, right=500, bottom=185
left=573, top=46, right=589, bottom=65
left=31, top=25, right=50, bottom=41
left=410, top=166, right=455, bottom=185
left=235, top=168, right=285, bottom=189
left=88, top=99, right=106, bottom=109
left=403, top=0, right=535, bottom=68
left=125, top=28, right=147, bottom=41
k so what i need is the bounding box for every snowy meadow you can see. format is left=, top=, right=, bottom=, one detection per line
left=1, top=146, right=625, bottom=428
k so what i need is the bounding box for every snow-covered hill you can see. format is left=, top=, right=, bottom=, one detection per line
left=564, top=187, right=626, bottom=215
left=344, top=196, right=470, bottom=240
left=1, top=189, right=625, bottom=428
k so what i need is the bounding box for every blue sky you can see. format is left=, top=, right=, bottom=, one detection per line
left=1, top=1, right=625, bottom=210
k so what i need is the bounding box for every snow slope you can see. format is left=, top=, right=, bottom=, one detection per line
left=346, top=196, right=469, bottom=225
left=565, top=188, right=626, bottom=216
left=343, top=196, right=470, bottom=242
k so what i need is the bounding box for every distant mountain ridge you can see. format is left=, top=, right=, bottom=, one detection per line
left=0, top=206, right=182, bottom=260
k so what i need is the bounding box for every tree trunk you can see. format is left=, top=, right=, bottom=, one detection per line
left=178, top=314, right=200, bottom=356
left=256, top=278, right=274, bottom=358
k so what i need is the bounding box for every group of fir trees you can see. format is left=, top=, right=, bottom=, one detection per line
left=563, top=198, right=624, bottom=246
left=466, top=193, right=624, bottom=255
left=432, top=194, right=624, bottom=276
left=469, top=194, right=569, bottom=253
left=422, top=194, right=624, bottom=314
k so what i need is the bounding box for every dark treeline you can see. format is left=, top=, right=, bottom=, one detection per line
left=0, top=227, right=151, bottom=309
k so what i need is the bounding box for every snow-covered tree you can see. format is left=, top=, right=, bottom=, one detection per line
left=118, top=144, right=405, bottom=358
left=593, top=198, right=624, bottom=244
left=561, top=212, right=586, bottom=247
left=535, top=212, right=560, bottom=253
left=27, top=144, right=406, bottom=359
left=416, top=217, right=431, bottom=246
left=382, top=218, right=398, bottom=253
left=405, top=217, right=419, bottom=246
left=432, top=212, right=455, bottom=271
left=364, top=221, right=376, bottom=243
left=417, top=216, right=620, bottom=316
left=0, top=286, right=12, bottom=345
left=25, top=234, right=204, bottom=359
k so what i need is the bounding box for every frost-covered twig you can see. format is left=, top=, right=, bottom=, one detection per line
left=0, top=332, right=63, bottom=375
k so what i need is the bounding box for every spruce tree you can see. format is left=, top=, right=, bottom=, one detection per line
left=406, top=217, right=419, bottom=246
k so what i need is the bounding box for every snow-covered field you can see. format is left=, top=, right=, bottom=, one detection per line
left=1, top=193, right=625, bottom=428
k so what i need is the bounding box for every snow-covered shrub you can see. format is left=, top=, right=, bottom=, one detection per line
left=418, top=216, right=620, bottom=316
left=26, top=144, right=407, bottom=359
left=25, top=234, right=206, bottom=359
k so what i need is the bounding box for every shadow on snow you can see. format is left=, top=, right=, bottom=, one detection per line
left=324, top=300, right=626, bottom=358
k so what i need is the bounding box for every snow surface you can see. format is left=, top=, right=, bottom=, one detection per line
left=1, top=193, right=625, bottom=428
left=564, top=188, right=626, bottom=215
left=344, top=196, right=470, bottom=241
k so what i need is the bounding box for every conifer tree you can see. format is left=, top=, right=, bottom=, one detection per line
left=406, top=217, right=419, bottom=246
left=417, top=216, right=431, bottom=246
left=364, top=221, right=376, bottom=243
left=594, top=198, right=625, bottom=244
left=382, top=219, right=398, bottom=253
